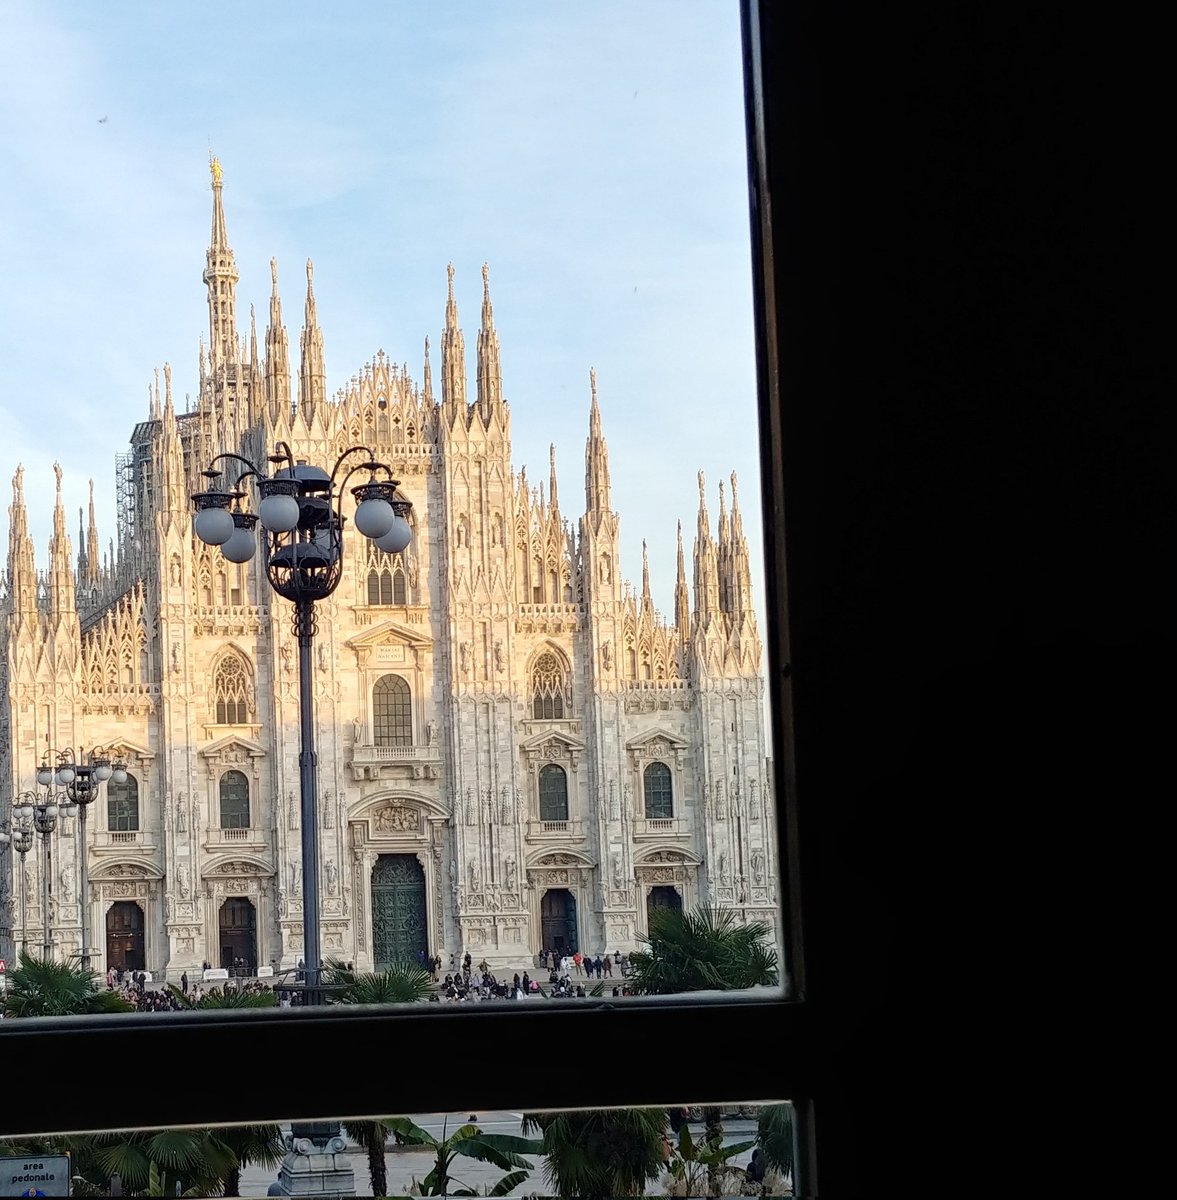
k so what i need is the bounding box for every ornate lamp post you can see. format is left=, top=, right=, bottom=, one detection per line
left=37, top=747, right=128, bottom=971
left=13, top=791, right=65, bottom=959
left=1, top=818, right=35, bottom=956
left=192, top=440, right=411, bottom=998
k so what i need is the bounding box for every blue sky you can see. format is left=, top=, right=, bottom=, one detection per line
left=0, top=1, right=763, bottom=636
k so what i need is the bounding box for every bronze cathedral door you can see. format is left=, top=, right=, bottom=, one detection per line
left=371, top=854, right=428, bottom=969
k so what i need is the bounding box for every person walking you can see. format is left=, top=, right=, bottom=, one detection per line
left=573, top=951, right=583, bottom=976
left=181, top=970, right=189, bottom=994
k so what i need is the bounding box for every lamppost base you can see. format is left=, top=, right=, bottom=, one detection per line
left=268, top=1124, right=355, bottom=1198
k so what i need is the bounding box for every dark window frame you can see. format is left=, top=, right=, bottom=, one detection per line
left=538, top=764, right=570, bottom=822
left=643, top=761, right=674, bottom=819
left=106, top=774, right=140, bottom=832
left=218, top=769, right=250, bottom=830
left=373, top=673, right=413, bottom=746
left=0, top=3, right=826, bottom=1189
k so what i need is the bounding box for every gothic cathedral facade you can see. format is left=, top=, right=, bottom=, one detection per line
left=0, top=166, right=776, bottom=979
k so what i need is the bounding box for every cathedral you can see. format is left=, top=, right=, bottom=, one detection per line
left=0, top=162, right=776, bottom=981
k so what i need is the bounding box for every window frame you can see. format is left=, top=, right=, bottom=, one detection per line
left=538, top=763, right=570, bottom=822
left=372, top=673, right=413, bottom=747
left=106, top=773, right=140, bottom=832
left=642, top=760, right=674, bottom=819
left=218, top=769, right=251, bottom=830
left=0, top=4, right=822, bottom=1190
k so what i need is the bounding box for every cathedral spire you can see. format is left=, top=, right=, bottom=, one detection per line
left=549, top=443, right=559, bottom=514
left=7, top=465, right=37, bottom=618
left=441, top=262, right=467, bottom=419
left=675, top=518, right=690, bottom=641
left=85, top=478, right=100, bottom=587
left=423, top=335, right=434, bottom=405
left=265, top=257, right=292, bottom=421
left=584, top=368, right=612, bottom=516
left=641, top=538, right=653, bottom=613
left=49, top=462, right=76, bottom=619
left=693, top=469, right=722, bottom=627
left=202, top=156, right=239, bottom=365
left=298, top=258, right=326, bottom=419
left=476, top=262, right=503, bottom=424
left=727, top=470, right=757, bottom=633
left=717, top=477, right=733, bottom=616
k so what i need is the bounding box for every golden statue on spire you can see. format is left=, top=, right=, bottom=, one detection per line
left=210, top=155, right=223, bottom=185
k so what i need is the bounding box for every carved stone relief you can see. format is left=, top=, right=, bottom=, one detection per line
left=373, top=802, right=419, bottom=834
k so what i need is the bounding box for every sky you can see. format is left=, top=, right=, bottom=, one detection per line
left=0, top=1, right=765, bottom=640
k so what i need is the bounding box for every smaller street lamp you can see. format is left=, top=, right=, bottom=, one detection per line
left=1, top=818, right=36, bottom=957
left=21, top=791, right=64, bottom=959
left=39, top=746, right=128, bottom=970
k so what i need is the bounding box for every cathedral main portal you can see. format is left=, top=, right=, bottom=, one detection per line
left=371, top=854, right=428, bottom=968
left=540, top=888, right=579, bottom=955
left=106, top=901, right=145, bottom=973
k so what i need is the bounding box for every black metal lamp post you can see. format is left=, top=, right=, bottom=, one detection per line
left=192, top=440, right=411, bottom=1000
left=1, top=819, right=35, bottom=956
left=13, top=791, right=64, bottom=958
left=37, top=747, right=127, bottom=971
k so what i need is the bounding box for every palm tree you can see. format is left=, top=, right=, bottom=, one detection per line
left=754, top=1103, right=795, bottom=1189
left=663, top=1121, right=756, bottom=1198
left=214, top=1124, right=285, bottom=1198
left=166, top=983, right=277, bottom=1009
left=385, top=1115, right=539, bottom=1196
left=627, top=905, right=779, bottom=995
left=521, top=1108, right=668, bottom=1199
left=327, top=962, right=434, bottom=1005
left=2, top=951, right=135, bottom=1017
left=342, top=1120, right=395, bottom=1198
left=67, top=1129, right=237, bottom=1196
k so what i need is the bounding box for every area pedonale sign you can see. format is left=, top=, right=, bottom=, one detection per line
left=0, top=1154, right=71, bottom=1196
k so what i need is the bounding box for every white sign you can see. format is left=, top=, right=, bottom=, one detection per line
left=256, top=965, right=273, bottom=978
left=203, top=968, right=229, bottom=982
left=0, top=1153, right=72, bottom=1196
left=374, top=644, right=406, bottom=663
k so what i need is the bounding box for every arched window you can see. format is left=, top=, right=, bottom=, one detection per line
left=531, top=652, right=570, bottom=720
left=393, top=566, right=407, bottom=604
left=373, top=674, right=412, bottom=746
left=367, top=568, right=394, bottom=605
left=213, top=653, right=253, bottom=725
left=539, top=764, right=569, bottom=822
left=644, top=761, right=674, bottom=819
left=107, top=775, right=140, bottom=832
left=219, top=770, right=250, bottom=829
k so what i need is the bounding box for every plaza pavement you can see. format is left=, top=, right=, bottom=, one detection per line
left=237, top=1111, right=761, bottom=1197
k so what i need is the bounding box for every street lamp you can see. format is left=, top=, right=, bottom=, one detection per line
left=192, top=440, right=411, bottom=998
left=1, top=818, right=35, bottom=957
left=17, top=791, right=64, bottom=959
left=38, top=746, right=128, bottom=971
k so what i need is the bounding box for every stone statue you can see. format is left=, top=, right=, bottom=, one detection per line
left=171, top=643, right=181, bottom=674
left=426, top=719, right=437, bottom=746
left=602, top=641, right=613, bottom=671
left=176, top=795, right=187, bottom=832
left=278, top=889, right=288, bottom=917
left=468, top=860, right=481, bottom=892
left=191, top=797, right=201, bottom=831
left=449, top=858, right=458, bottom=895
left=749, top=778, right=760, bottom=821
left=178, top=863, right=192, bottom=898
left=318, top=642, right=329, bottom=672
left=281, top=644, right=292, bottom=671
left=352, top=716, right=363, bottom=744
left=171, top=557, right=181, bottom=585
left=719, top=852, right=731, bottom=885
left=465, top=788, right=474, bottom=824
left=325, top=859, right=338, bottom=896
left=459, top=641, right=472, bottom=674
left=288, top=791, right=299, bottom=831
left=751, top=849, right=765, bottom=883
left=457, top=519, right=467, bottom=547
left=59, top=864, right=74, bottom=903
left=290, top=862, right=302, bottom=895
left=505, top=855, right=517, bottom=891
left=164, top=893, right=173, bottom=921
left=494, top=639, right=505, bottom=672
left=501, top=785, right=513, bottom=825
left=612, top=852, right=623, bottom=888
left=609, top=781, right=620, bottom=822
left=715, top=780, right=726, bottom=820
